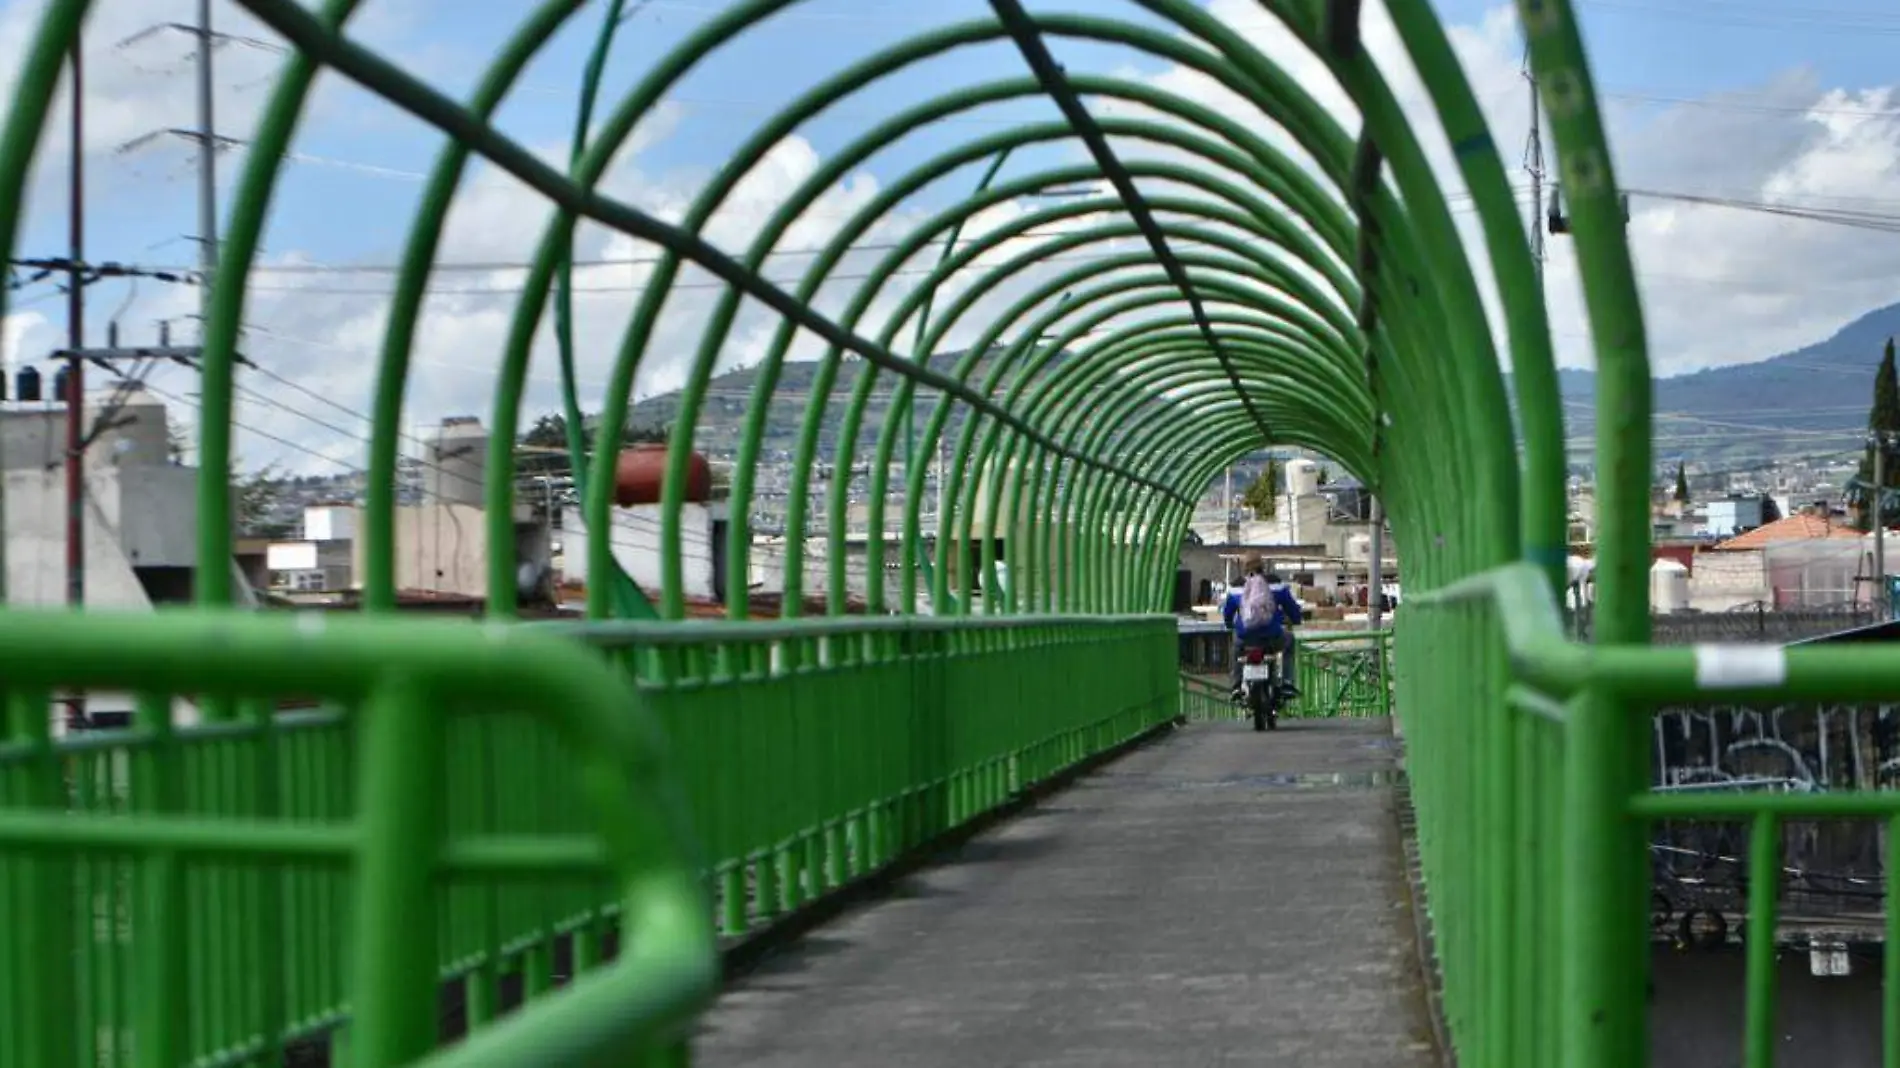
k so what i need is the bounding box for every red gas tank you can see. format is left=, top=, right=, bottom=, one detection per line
left=613, top=442, right=713, bottom=507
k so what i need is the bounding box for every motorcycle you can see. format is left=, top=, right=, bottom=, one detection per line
left=1239, top=646, right=1280, bottom=732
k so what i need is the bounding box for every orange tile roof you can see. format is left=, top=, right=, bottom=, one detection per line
left=1713, top=513, right=1861, bottom=551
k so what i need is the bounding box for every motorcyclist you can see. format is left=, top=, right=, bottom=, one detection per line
left=1221, top=555, right=1303, bottom=702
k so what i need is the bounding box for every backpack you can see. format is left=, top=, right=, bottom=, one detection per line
left=1238, top=573, right=1274, bottom=630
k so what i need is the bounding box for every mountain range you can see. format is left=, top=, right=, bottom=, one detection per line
left=625, top=301, right=1900, bottom=478
left=1544, top=300, right=1900, bottom=471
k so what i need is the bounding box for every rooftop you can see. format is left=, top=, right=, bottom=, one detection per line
left=1712, top=513, right=1862, bottom=551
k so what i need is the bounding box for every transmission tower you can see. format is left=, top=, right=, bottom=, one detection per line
left=115, top=0, right=235, bottom=319
left=1521, top=44, right=1546, bottom=288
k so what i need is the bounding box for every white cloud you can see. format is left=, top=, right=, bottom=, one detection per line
left=1108, top=1, right=1900, bottom=379
left=2, top=308, right=50, bottom=363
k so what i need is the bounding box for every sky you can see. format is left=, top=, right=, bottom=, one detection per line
left=1, top=0, right=1898, bottom=477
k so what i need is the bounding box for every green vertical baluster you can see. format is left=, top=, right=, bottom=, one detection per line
left=18, top=688, right=76, bottom=1068
left=132, top=693, right=186, bottom=1068
left=348, top=675, right=444, bottom=1068
left=824, top=649, right=847, bottom=891
left=247, top=696, right=287, bottom=1063
left=1885, top=813, right=1900, bottom=1068
left=751, top=652, right=781, bottom=926
left=75, top=746, right=97, bottom=1068
left=1744, top=811, right=1781, bottom=1068
left=0, top=691, right=15, bottom=1068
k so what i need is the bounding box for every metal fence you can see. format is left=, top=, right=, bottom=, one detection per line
left=1569, top=605, right=1875, bottom=645
left=1288, top=631, right=1393, bottom=719
left=1649, top=700, right=1897, bottom=952
left=0, top=611, right=715, bottom=1068
left=0, top=613, right=1174, bottom=1066
left=1178, top=630, right=1393, bottom=723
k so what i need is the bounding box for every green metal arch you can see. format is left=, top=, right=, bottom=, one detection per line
left=700, top=125, right=1375, bottom=613
left=0, top=0, right=1669, bottom=1064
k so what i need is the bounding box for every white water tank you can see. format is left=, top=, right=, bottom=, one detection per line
left=1650, top=558, right=1689, bottom=614
left=1285, top=458, right=1321, bottom=498
left=427, top=416, right=488, bottom=507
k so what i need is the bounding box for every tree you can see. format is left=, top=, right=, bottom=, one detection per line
left=519, top=412, right=670, bottom=477
left=521, top=412, right=668, bottom=452
left=1672, top=462, right=1689, bottom=503
left=1240, top=459, right=1281, bottom=520
left=1853, top=338, right=1900, bottom=530
left=235, top=464, right=294, bottom=538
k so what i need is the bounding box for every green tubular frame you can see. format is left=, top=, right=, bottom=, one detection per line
left=3, top=0, right=1864, bottom=1065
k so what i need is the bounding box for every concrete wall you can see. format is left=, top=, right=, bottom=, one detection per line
left=1688, top=550, right=1771, bottom=612
left=388, top=503, right=490, bottom=598
left=747, top=539, right=878, bottom=603
left=0, top=392, right=172, bottom=473
left=4, top=469, right=158, bottom=608
left=2, top=467, right=211, bottom=731
left=2, top=391, right=200, bottom=595
left=563, top=502, right=722, bottom=602
left=1652, top=949, right=1879, bottom=1067
left=1702, top=497, right=1765, bottom=538
left=1178, top=543, right=1339, bottom=606
left=114, top=465, right=200, bottom=568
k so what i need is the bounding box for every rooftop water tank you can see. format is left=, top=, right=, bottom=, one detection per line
left=1285, top=458, right=1321, bottom=498
left=1650, top=558, right=1690, bottom=614
left=16, top=365, right=41, bottom=403
left=426, top=416, right=488, bottom=507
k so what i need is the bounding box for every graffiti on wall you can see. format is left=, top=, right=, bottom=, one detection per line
left=1650, top=703, right=1895, bottom=944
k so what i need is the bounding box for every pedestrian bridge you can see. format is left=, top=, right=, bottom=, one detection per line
left=3, top=2, right=1897, bottom=1067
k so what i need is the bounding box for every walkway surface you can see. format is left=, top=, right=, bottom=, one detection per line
left=694, top=716, right=1441, bottom=1068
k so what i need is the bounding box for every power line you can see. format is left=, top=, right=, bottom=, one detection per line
left=1601, top=87, right=1900, bottom=120
left=1627, top=188, right=1900, bottom=234
left=1578, top=0, right=1900, bottom=36
left=228, top=244, right=1273, bottom=297
left=151, top=225, right=1084, bottom=277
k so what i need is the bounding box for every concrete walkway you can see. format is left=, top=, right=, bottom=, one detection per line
left=694, top=717, right=1441, bottom=1068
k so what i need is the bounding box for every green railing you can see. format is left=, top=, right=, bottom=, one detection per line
left=0, top=614, right=1173, bottom=1065
left=568, top=616, right=1178, bottom=938
left=1179, top=629, right=1394, bottom=723
left=1403, top=563, right=1900, bottom=1067
left=1178, top=672, right=1235, bottom=723
left=0, top=610, right=715, bottom=1068
left=1289, top=631, right=1393, bottom=719
left=0, top=0, right=1804, bottom=1065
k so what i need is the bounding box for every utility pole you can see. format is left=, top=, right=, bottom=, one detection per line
left=1223, top=465, right=1237, bottom=546
left=1368, top=494, right=1384, bottom=630
left=65, top=35, right=86, bottom=612
left=1875, top=432, right=1887, bottom=617
left=195, top=0, right=218, bottom=305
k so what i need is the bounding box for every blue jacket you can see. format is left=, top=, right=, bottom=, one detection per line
left=1222, top=581, right=1303, bottom=643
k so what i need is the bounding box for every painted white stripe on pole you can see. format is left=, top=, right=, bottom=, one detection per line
left=1693, top=644, right=1787, bottom=690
